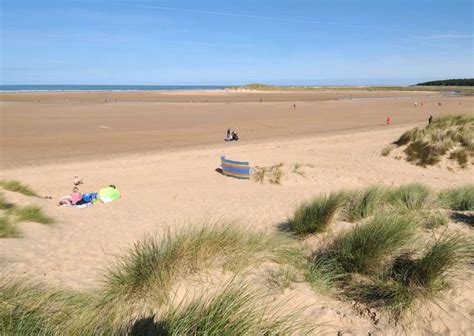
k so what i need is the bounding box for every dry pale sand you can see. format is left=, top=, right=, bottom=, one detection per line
left=0, top=91, right=473, bottom=334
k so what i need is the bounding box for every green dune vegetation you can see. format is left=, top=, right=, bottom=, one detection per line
left=288, top=183, right=473, bottom=317
left=232, top=82, right=474, bottom=94
left=0, top=224, right=314, bottom=335
left=384, top=114, right=474, bottom=168
left=415, top=78, right=474, bottom=86
left=0, top=180, right=39, bottom=197
left=0, top=186, right=54, bottom=238
left=1, top=183, right=472, bottom=333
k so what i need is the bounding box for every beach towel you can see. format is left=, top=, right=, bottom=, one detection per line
left=82, top=192, right=99, bottom=203
left=99, top=186, right=121, bottom=203
left=220, top=156, right=251, bottom=179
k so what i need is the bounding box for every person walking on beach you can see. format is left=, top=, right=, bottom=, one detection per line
left=386, top=116, right=392, bottom=126
left=428, top=115, right=433, bottom=125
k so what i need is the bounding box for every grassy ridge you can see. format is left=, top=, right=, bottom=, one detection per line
left=0, top=191, right=54, bottom=238
left=352, top=234, right=473, bottom=314
left=103, top=224, right=286, bottom=305
left=0, top=225, right=312, bottom=335
left=0, top=180, right=39, bottom=197
left=293, top=183, right=473, bottom=318
left=287, top=183, right=438, bottom=236
left=389, top=114, right=474, bottom=168
left=232, top=83, right=474, bottom=94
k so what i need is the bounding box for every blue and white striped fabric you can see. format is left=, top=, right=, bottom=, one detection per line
left=221, top=156, right=251, bottom=179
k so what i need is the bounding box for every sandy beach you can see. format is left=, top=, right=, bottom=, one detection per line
left=1, top=90, right=470, bottom=168
left=1, top=90, right=473, bottom=334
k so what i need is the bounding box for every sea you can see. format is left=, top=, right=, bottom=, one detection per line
left=0, top=85, right=229, bottom=92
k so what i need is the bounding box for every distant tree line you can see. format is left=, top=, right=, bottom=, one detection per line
left=416, top=78, right=474, bottom=86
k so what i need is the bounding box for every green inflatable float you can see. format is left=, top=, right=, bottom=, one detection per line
left=99, top=185, right=121, bottom=203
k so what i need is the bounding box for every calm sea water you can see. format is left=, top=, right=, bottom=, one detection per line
left=0, top=85, right=229, bottom=92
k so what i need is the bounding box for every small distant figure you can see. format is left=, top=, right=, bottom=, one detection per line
left=259, top=98, right=263, bottom=103
left=291, top=104, right=296, bottom=109
left=225, top=128, right=239, bottom=141
left=428, top=115, right=433, bottom=125
left=414, top=102, right=418, bottom=107
left=420, top=102, right=424, bottom=107
left=386, top=116, right=392, bottom=126
left=438, top=102, right=442, bottom=106
left=73, top=176, right=84, bottom=187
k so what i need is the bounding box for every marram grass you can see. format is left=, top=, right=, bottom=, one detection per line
left=352, top=234, right=473, bottom=316
left=0, top=180, right=39, bottom=197
left=103, top=224, right=291, bottom=305
left=306, top=210, right=419, bottom=290
left=392, top=114, right=474, bottom=167
left=0, top=216, right=21, bottom=238
left=12, top=205, right=55, bottom=224
left=288, top=191, right=348, bottom=235
left=0, top=225, right=313, bottom=336
left=387, top=183, right=435, bottom=210
left=438, top=184, right=474, bottom=211
left=154, top=281, right=315, bottom=335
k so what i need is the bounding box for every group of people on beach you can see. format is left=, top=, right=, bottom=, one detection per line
left=225, top=128, right=239, bottom=141
left=57, top=176, right=98, bottom=206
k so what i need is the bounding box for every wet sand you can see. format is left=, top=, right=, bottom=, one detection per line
left=1, top=90, right=471, bottom=168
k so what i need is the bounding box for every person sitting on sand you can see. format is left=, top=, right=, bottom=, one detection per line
left=231, top=131, right=239, bottom=141
left=71, top=187, right=82, bottom=205
left=226, top=128, right=231, bottom=141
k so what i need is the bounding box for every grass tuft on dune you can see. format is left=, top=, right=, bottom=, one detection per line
left=288, top=191, right=348, bottom=235
left=0, top=216, right=21, bottom=238
left=438, top=184, right=474, bottom=211
left=0, top=193, right=15, bottom=210
left=387, top=183, right=435, bottom=210
left=353, top=234, right=473, bottom=315
left=154, top=282, right=312, bottom=335
left=343, top=186, right=389, bottom=222
left=311, top=211, right=417, bottom=277
left=12, top=205, right=55, bottom=225
left=0, top=277, right=313, bottom=335
left=391, top=114, right=474, bottom=168
left=103, top=224, right=289, bottom=305
left=0, top=180, right=39, bottom=197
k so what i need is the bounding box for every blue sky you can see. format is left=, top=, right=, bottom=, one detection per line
left=1, top=0, right=473, bottom=85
